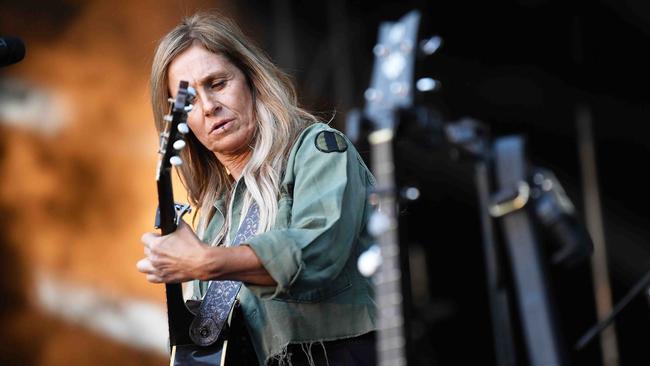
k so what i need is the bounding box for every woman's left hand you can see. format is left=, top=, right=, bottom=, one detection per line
left=137, top=221, right=209, bottom=283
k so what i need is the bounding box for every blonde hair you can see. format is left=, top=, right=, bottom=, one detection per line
left=150, top=11, right=316, bottom=243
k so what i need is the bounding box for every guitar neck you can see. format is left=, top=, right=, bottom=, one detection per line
left=157, top=171, right=178, bottom=235
left=362, top=10, right=421, bottom=366
left=369, top=130, right=407, bottom=366
left=157, top=169, right=194, bottom=347
left=153, top=80, right=198, bottom=351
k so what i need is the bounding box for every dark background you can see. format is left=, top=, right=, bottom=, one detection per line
left=236, top=1, right=650, bottom=365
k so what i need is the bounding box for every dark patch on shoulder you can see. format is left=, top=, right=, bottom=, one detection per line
left=314, top=130, right=348, bottom=153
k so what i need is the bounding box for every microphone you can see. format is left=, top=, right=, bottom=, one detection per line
left=0, top=37, right=26, bottom=67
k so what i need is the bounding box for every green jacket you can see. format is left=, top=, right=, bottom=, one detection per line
left=194, top=123, right=377, bottom=365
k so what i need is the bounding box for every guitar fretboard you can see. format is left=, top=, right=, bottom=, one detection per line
left=370, top=129, right=406, bottom=366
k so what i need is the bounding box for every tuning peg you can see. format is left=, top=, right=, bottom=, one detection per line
left=187, top=86, right=196, bottom=96
left=184, top=105, right=193, bottom=113
left=168, top=98, right=175, bottom=103
left=170, top=156, right=183, bottom=166
left=173, top=140, right=186, bottom=150
left=178, top=123, right=189, bottom=134
left=368, top=211, right=391, bottom=237
left=373, top=44, right=388, bottom=58
left=401, top=186, right=421, bottom=201
left=364, top=88, right=383, bottom=102
left=357, top=245, right=382, bottom=277
left=420, top=35, right=443, bottom=55
left=416, top=77, right=440, bottom=92
left=163, top=115, right=173, bottom=123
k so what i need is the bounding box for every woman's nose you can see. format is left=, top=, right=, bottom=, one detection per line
left=202, top=96, right=222, bottom=117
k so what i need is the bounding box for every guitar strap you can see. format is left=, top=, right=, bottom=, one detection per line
left=189, top=202, right=260, bottom=346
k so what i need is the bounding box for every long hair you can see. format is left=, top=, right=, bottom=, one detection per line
left=151, top=11, right=316, bottom=243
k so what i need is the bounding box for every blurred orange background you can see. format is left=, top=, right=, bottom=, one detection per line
left=0, top=1, right=239, bottom=364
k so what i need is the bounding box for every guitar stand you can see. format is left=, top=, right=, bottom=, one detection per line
left=390, top=111, right=594, bottom=366
left=416, top=116, right=566, bottom=366
left=486, top=135, right=569, bottom=366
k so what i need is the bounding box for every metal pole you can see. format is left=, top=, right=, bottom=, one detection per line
left=475, top=161, right=516, bottom=366
left=576, top=104, right=619, bottom=366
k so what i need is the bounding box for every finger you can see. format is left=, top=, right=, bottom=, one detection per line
left=144, top=246, right=152, bottom=257
left=147, top=274, right=164, bottom=283
left=141, top=232, right=160, bottom=246
left=136, top=258, right=156, bottom=274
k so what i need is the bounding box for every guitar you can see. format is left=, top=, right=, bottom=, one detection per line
left=155, top=80, right=255, bottom=365
left=363, top=10, right=421, bottom=366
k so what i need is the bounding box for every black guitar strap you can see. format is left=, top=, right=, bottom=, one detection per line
left=189, top=202, right=260, bottom=346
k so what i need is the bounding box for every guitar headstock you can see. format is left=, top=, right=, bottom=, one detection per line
left=156, top=80, right=196, bottom=181
left=364, top=10, right=421, bottom=133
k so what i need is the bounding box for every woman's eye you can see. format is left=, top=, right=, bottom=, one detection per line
left=211, top=80, right=226, bottom=89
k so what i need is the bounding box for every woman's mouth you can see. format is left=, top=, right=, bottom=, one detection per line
left=210, top=119, right=234, bottom=135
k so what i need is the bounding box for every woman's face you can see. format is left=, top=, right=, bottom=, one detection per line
left=167, top=43, right=255, bottom=161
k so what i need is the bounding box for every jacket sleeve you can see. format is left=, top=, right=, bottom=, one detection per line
left=244, top=127, right=370, bottom=299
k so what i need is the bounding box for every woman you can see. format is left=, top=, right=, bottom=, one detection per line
left=138, top=11, right=376, bottom=365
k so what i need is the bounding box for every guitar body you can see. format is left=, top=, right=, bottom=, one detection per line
left=172, top=344, right=224, bottom=366
left=157, top=81, right=256, bottom=365
left=171, top=304, right=257, bottom=366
